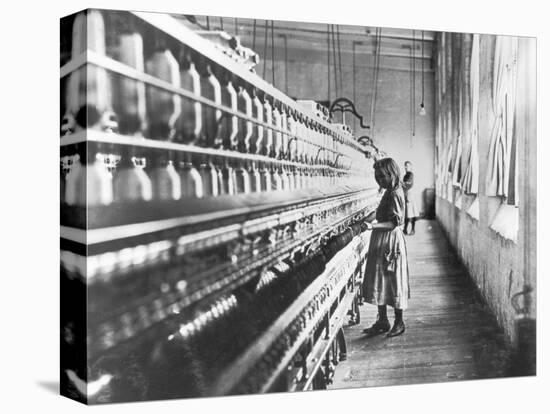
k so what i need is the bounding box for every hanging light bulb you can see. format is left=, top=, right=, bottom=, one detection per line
left=419, top=30, right=427, bottom=116
left=419, top=102, right=426, bottom=116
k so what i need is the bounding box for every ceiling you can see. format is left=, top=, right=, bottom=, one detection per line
left=175, top=14, right=437, bottom=71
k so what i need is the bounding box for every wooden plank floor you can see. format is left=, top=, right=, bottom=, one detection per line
left=330, top=220, right=512, bottom=389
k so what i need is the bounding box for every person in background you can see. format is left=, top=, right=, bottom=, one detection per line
left=403, top=161, right=419, bottom=235
left=361, top=158, right=410, bottom=338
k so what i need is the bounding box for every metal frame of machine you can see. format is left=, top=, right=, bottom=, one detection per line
left=60, top=9, right=382, bottom=403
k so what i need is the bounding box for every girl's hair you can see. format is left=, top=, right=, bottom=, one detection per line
left=374, top=157, right=402, bottom=190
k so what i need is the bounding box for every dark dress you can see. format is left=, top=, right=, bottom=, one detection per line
left=362, top=186, right=411, bottom=309
left=403, top=171, right=419, bottom=219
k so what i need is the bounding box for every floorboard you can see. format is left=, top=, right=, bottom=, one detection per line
left=329, top=220, right=513, bottom=390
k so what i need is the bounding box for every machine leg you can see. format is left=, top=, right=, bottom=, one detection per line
left=312, top=369, right=327, bottom=390
left=348, top=293, right=361, bottom=325
left=336, top=327, right=347, bottom=361
left=355, top=295, right=361, bottom=324
left=323, top=352, right=335, bottom=385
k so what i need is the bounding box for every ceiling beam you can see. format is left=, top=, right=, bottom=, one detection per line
left=178, top=16, right=437, bottom=42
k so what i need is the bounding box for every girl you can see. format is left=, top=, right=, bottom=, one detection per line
left=403, top=161, right=419, bottom=235
left=361, top=158, right=410, bottom=338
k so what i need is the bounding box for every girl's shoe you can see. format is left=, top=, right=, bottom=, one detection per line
left=362, top=319, right=391, bottom=337
left=386, top=320, right=405, bottom=337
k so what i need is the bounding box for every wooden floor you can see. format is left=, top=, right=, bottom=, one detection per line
left=330, top=219, right=512, bottom=389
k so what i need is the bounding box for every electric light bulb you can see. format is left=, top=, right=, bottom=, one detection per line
left=419, top=103, right=426, bottom=116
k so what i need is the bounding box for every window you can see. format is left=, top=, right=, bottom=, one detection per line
left=452, top=135, right=462, bottom=188
left=451, top=35, right=464, bottom=191
left=445, top=142, right=454, bottom=201
left=487, top=36, right=521, bottom=242
left=461, top=34, right=480, bottom=220
left=486, top=36, right=519, bottom=200
left=462, top=34, right=480, bottom=196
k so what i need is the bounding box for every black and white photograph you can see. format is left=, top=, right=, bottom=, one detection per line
left=57, top=6, right=538, bottom=405
left=2, top=1, right=547, bottom=413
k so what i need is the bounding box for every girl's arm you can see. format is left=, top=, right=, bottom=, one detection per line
left=363, top=190, right=404, bottom=231
left=364, top=221, right=396, bottom=231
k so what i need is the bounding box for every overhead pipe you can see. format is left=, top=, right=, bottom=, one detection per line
left=278, top=34, right=289, bottom=94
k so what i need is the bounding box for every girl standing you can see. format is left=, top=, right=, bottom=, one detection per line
left=403, top=161, right=419, bottom=235
left=361, top=158, right=410, bottom=338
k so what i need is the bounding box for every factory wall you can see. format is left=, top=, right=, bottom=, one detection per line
left=434, top=34, right=536, bottom=348
left=257, top=52, right=436, bottom=217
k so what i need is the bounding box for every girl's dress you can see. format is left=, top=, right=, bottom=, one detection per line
left=403, top=171, right=419, bottom=219
left=362, top=186, right=410, bottom=310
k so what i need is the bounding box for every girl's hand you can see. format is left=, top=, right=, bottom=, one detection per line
left=362, top=221, right=373, bottom=231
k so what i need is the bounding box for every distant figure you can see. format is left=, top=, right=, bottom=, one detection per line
left=361, top=158, right=410, bottom=338
left=403, top=161, right=419, bottom=235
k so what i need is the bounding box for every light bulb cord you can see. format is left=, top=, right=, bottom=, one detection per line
left=421, top=30, right=425, bottom=107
